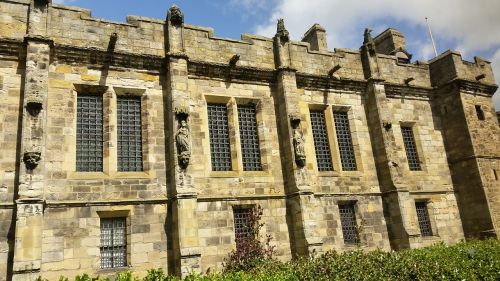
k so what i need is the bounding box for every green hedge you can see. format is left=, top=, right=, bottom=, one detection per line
left=39, top=239, right=500, bottom=281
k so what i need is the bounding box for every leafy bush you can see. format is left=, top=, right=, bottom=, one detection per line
left=222, top=205, right=276, bottom=273
left=35, top=239, right=499, bottom=280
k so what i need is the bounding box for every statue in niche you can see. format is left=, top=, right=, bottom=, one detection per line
left=176, top=119, right=191, bottom=168
left=293, top=128, right=306, bottom=167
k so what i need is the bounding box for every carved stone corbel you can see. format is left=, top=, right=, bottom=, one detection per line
left=23, top=151, right=41, bottom=170
left=290, top=114, right=306, bottom=167
left=25, top=95, right=43, bottom=116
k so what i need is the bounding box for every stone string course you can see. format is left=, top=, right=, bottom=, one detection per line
left=0, top=0, right=498, bottom=280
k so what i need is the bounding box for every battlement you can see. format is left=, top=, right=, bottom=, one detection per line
left=429, top=50, right=496, bottom=88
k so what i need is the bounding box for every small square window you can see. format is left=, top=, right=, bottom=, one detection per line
left=233, top=208, right=252, bottom=248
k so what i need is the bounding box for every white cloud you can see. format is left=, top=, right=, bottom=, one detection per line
left=250, top=0, right=500, bottom=110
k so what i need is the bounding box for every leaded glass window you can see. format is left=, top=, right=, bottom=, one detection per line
left=401, top=126, right=421, bottom=171
left=77, top=95, right=103, bottom=172
left=339, top=204, right=360, bottom=244
left=208, top=103, right=232, bottom=171
left=333, top=111, right=357, bottom=171
left=415, top=202, right=433, bottom=236
left=238, top=105, right=262, bottom=171
left=233, top=208, right=252, bottom=248
left=117, top=96, right=143, bottom=172
left=100, top=217, right=127, bottom=269
left=310, top=110, right=333, bottom=171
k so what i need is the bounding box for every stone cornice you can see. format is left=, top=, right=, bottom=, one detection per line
left=0, top=38, right=23, bottom=59
left=437, top=78, right=498, bottom=96
left=187, top=60, right=276, bottom=83
left=53, top=44, right=165, bottom=73
left=384, top=83, right=433, bottom=100
left=295, top=72, right=366, bottom=92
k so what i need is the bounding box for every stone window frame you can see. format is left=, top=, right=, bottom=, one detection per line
left=68, top=85, right=154, bottom=179
left=398, top=122, right=427, bottom=173
left=203, top=95, right=271, bottom=177
left=413, top=198, right=438, bottom=238
left=306, top=104, right=365, bottom=176
left=97, top=210, right=131, bottom=272
left=231, top=205, right=255, bottom=249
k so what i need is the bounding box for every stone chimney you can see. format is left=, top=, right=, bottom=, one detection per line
left=302, top=24, right=327, bottom=51
left=373, top=28, right=411, bottom=62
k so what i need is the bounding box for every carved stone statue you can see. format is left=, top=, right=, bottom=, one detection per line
left=293, top=128, right=306, bottom=167
left=23, top=151, right=41, bottom=170
left=169, top=5, right=184, bottom=26
left=363, top=28, right=376, bottom=55
left=176, top=119, right=191, bottom=168
left=276, top=19, right=289, bottom=42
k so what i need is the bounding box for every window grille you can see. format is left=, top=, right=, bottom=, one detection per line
left=117, top=97, right=143, bottom=172
left=415, top=202, right=433, bottom=236
left=401, top=126, right=421, bottom=171
left=100, top=217, right=127, bottom=269
left=208, top=103, right=232, bottom=171
left=310, top=110, right=333, bottom=171
left=238, top=105, right=262, bottom=171
left=333, top=111, right=357, bottom=171
left=76, top=95, right=103, bottom=172
left=339, top=204, right=360, bottom=244
left=233, top=208, right=252, bottom=247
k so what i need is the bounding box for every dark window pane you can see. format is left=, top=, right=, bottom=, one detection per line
left=77, top=95, right=103, bottom=172
left=117, top=97, right=143, bottom=172
left=238, top=105, right=262, bottom=171
left=100, top=217, right=127, bottom=269
left=208, top=104, right=232, bottom=171
left=339, top=204, right=360, bottom=244
left=233, top=208, right=252, bottom=248
left=416, top=202, right=433, bottom=236
left=401, top=126, right=421, bottom=171
left=333, top=112, right=357, bottom=171
left=310, top=110, right=333, bottom=171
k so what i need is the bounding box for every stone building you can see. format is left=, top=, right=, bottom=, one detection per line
left=0, top=0, right=499, bottom=280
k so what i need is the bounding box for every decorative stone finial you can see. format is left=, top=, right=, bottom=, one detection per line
left=23, top=151, right=41, bottom=170
left=276, top=19, right=290, bottom=42
left=169, top=4, right=184, bottom=26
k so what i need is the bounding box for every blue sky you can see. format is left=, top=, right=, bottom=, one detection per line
left=54, top=0, right=500, bottom=110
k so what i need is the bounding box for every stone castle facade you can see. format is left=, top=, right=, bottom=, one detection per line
left=0, top=0, right=499, bottom=280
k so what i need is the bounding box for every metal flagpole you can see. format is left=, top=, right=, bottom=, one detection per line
left=425, top=17, right=438, bottom=56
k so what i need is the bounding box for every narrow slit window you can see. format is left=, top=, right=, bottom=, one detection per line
left=207, top=103, right=232, bottom=171
left=494, top=169, right=498, bottom=181
left=310, top=110, right=333, bottom=171
left=415, top=202, right=433, bottom=236
left=76, top=95, right=103, bottom=172
left=100, top=217, right=127, bottom=269
left=339, top=203, right=360, bottom=244
left=233, top=208, right=252, bottom=249
left=333, top=111, right=357, bottom=171
left=117, top=96, right=143, bottom=172
left=475, top=105, right=485, bottom=120
left=401, top=126, right=421, bottom=171
left=238, top=105, right=262, bottom=171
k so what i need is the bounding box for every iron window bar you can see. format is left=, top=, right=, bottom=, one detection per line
left=339, top=204, right=360, bottom=244
left=238, top=105, right=262, bottom=171
left=401, top=126, right=421, bottom=171
left=100, top=217, right=127, bottom=269
left=310, top=110, right=333, bottom=171
left=207, top=103, right=232, bottom=171
left=333, top=111, right=357, bottom=171
left=76, top=95, right=103, bottom=172
left=415, top=202, right=433, bottom=236
left=117, top=96, right=143, bottom=172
